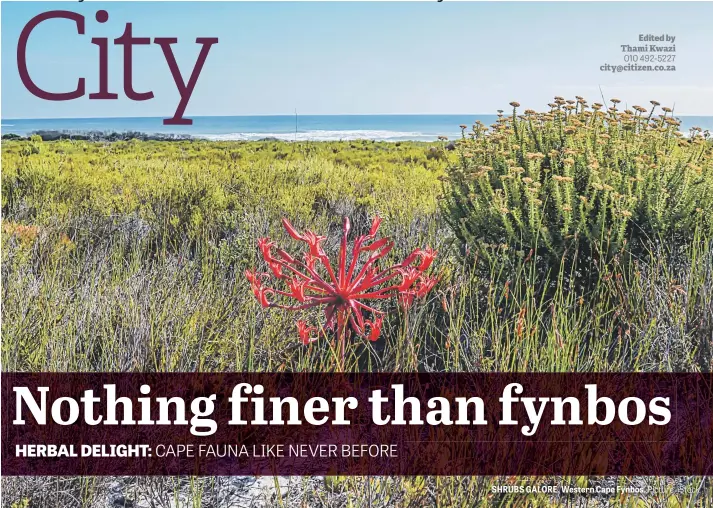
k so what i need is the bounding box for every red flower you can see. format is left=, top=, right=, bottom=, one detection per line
left=365, top=316, right=383, bottom=342
left=297, top=320, right=318, bottom=345
left=246, top=216, right=439, bottom=359
left=258, top=238, right=274, bottom=261
left=245, top=269, right=257, bottom=285
left=416, top=247, right=437, bottom=272
left=396, top=267, right=422, bottom=292
left=288, top=278, right=306, bottom=302
left=402, top=246, right=438, bottom=271
left=414, top=275, right=440, bottom=298
left=258, top=239, right=285, bottom=278
left=283, top=218, right=327, bottom=257
left=268, top=261, right=284, bottom=279
left=245, top=269, right=272, bottom=308
left=303, top=252, right=317, bottom=271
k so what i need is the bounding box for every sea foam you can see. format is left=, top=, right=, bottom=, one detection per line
left=195, top=129, right=434, bottom=142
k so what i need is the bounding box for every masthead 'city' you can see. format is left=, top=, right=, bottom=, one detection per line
left=17, top=10, right=218, bottom=125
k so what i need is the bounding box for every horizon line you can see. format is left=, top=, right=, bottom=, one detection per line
left=4, top=112, right=712, bottom=122
left=3, top=113, right=497, bottom=122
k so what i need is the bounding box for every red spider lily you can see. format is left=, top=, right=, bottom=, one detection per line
left=245, top=216, right=439, bottom=364
left=365, top=316, right=383, bottom=342
left=297, top=320, right=319, bottom=345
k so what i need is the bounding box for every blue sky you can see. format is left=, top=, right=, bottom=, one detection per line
left=2, top=1, right=712, bottom=119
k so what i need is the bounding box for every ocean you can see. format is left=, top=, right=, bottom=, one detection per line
left=2, top=114, right=713, bottom=142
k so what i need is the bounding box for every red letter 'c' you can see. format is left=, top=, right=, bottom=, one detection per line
left=17, top=11, right=86, bottom=100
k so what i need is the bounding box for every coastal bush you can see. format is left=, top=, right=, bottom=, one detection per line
left=442, top=98, right=713, bottom=274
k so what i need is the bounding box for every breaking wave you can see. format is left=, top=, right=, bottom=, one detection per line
left=195, top=130, right=438, bottom=142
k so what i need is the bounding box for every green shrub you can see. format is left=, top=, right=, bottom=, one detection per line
left=442, top=97, right=713, bottom=270
left=1, top=139, right=444, bottom=251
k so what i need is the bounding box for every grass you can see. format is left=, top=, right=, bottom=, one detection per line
left=2, top=108, right=712, bottom=505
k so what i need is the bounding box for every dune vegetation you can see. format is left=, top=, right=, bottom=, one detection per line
left=2, top=98, right=712, bottom=506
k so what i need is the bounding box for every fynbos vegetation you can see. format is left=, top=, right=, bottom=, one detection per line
left=443, top=98, right=712, bottom=272
left=2, top=98, right=712, bottom=506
